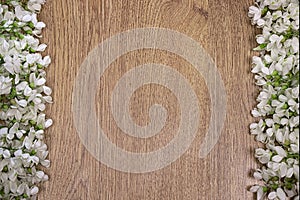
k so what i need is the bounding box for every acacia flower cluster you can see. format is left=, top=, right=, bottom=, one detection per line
left=248, top=0, right=299, bottom=199
left=0, top=0, right=51, bottom=199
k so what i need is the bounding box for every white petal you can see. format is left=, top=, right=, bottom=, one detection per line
left=286, top=168, right=294, bottom=178
left=36, top=171, right=45, bottom=179
left=257, top=187, right=264, bottom=200
left=268, top=191, right=277, bottom=199
left=30, top=186, right=39, bottom=195
left=45, top=119, right=53, bottom=128
left=36, top=78, right=46, bottom=86
left=275, top=146, right=287, bottom=157
left=279, top=163, right=287, bottom=177
left=266, top=128, right=273, bottom=137
left=21, top=153, right=30, bottom=159
left=250, top=123, right=258, bottom=129
left=3, top=149, right=11, bottom=158
left=43, top=96, right=53, bottom=103
left=288, top=99, right=296, bottom=106
left=3, top=62, right=14, bottom=74
left=275, top=63, right=282, bottom=71
left=15, top=74, right=20, bottom=84
left=291, top=37, right=299, bottom=53
left=33, top=97, right=42, bottom=104
left=16, top=81, right=28, bottom=91
left=9, top=123, right=19, bottom=134
left=280, top=118, right=288, bottom=125
left=9, top=181, right=17, bottom=193
left=251, top=66, right=260, bottom=73
left=41, top=159, right=50, bottom=168
left=32, top=4, right=42, bottom=11
left=294, top=165, right=299, bottom=180
left=35, top=21, right=46, bottom=29
left=276, top=188, right=286, bottom=200
left=24, top=86, right=32, bottom=96
left=7, top=133, right=14, bottom=140
left=250, top=185, right=260, bottom=193
left=278, top=95, right=288, bottom=102
left=17, top=183, right=26, bottom=194
left=256, top=36, right=265, bottom=44
left=22, top=14, right=32, bottom=22
left=16, top=130, right=24, bottom=139
left=42, top=56, right=51, bottom=66
left=14, top=149, right=22, bottom=157
left=36, top=44, right=47, bottom=51
left=37, top=103, right=46, bottom=111
left=272, top=155, right=283, bottom=162
left=43, top=86, right=52, bottom=95
left=291, top=144, right=298, bottom=153
left=21, top=153, right=29, bottom=159
left=29, top=73, right=37, bottom=83
left=43, top=174, right=49, bottom=181
left=275, top=131, right=284, bottom=143
left=17, top=99, right=28, bottom=107
left=254, top=172, right=262, bottom=180
left=272, top=162, right=280, bottom=171
left=257, top=19, right=265, bottom=26
left=265, top=119, right=274, bottom=127
left=261, top=66, right=270, bottom=75
left=252, top=109, right=261, bottom=117
left=0, top=128, right=8, bottom=136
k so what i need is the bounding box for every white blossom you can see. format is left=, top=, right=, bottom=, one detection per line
left=0, top=1, right=51, bottom=199
left=249, top=0, right=299, bottom=199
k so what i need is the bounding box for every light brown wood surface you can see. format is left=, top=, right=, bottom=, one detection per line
left=38, top=0, right=260, bottom=199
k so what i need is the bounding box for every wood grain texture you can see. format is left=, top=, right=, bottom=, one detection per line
left=38, top=0, right=260, bottom=199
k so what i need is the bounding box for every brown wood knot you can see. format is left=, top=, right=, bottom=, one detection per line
left=193, top=4, right=209, bottom=19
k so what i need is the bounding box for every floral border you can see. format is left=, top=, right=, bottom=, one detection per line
left=248, top=0, right=299, bottom=199
left=0, top=0, right=51, bottom=199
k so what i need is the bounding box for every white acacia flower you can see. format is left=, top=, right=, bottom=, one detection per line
left=15, top=6, right=32, bottom=22
left=3, top=55, right=21, bottom=75
left=250, top=119, right=268, bottom=142
left=0, top=76, right=12, bottom=95
left=255, top=148, right=271, bottom=164
left=29, top=73, right=46, bottom=88
left=249, top=0, right=299, bottom=199
left=252, top=56, right=270, bottom=74
left=26, top=54, right=42, bottom=65
left=249, top=6, right=263, bottom=25
left=268, top=188, right=286, bottom=200
left=27, top=0, right=46, bottom=12
left=0, top=1, right=52, bottom=199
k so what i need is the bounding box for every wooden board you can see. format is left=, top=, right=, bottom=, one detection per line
left=38, top=0, right=260, bottom=199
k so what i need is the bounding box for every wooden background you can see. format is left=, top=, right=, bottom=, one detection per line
left=38, top=0, right=260, bottom=199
